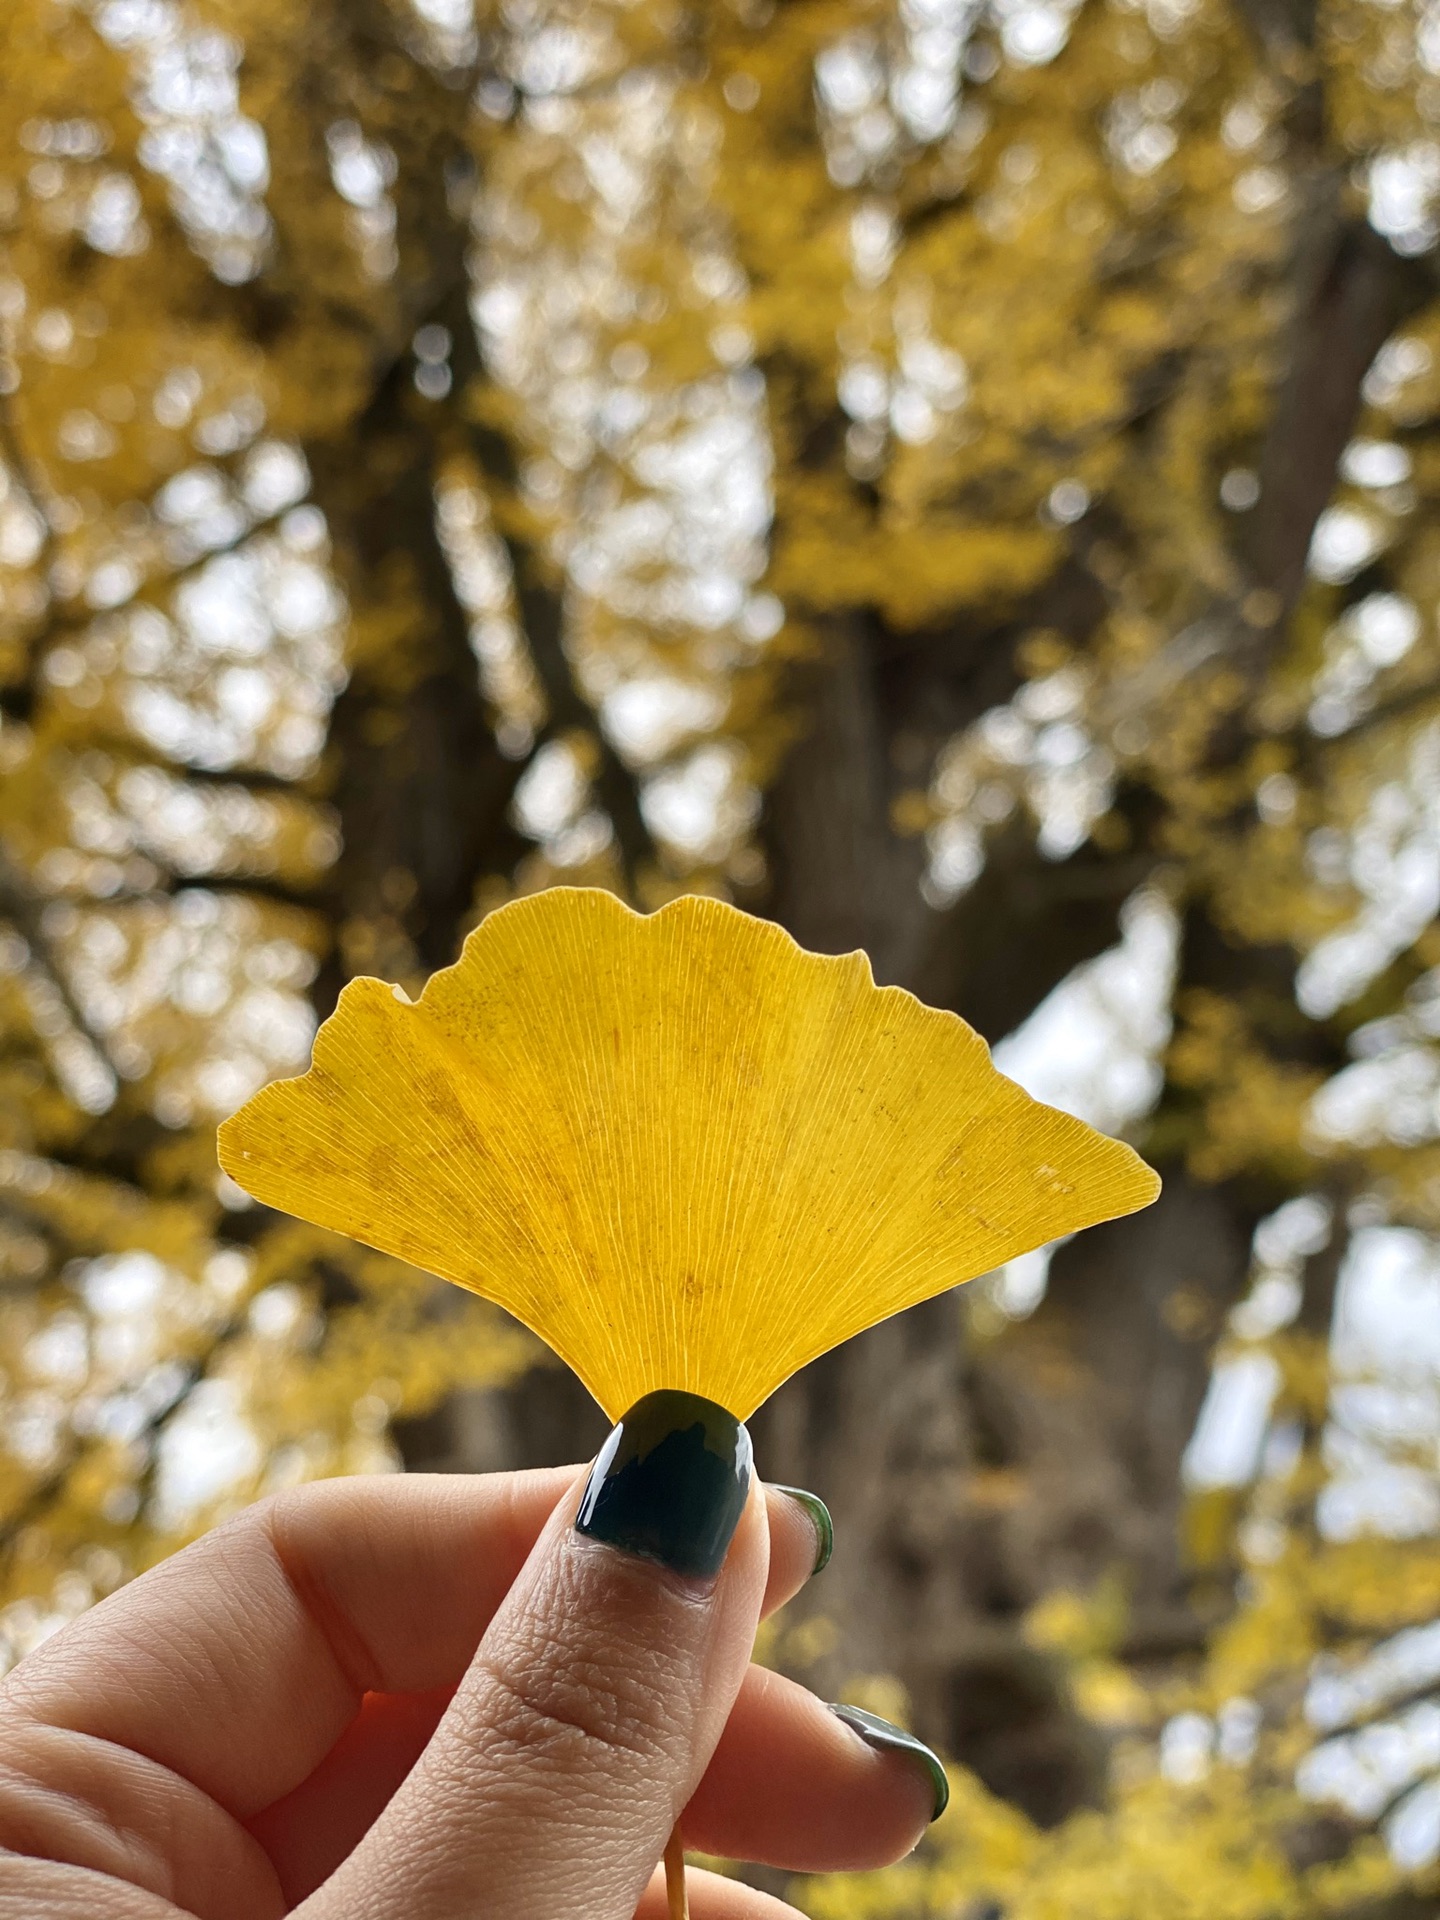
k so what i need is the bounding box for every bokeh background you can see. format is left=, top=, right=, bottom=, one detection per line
left=3, top=0, right=1440, bottom=1909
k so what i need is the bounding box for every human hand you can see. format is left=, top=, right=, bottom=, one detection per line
left=0, top=1390, right=945, bottom=1918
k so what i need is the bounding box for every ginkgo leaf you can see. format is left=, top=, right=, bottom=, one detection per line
left=218, top=887, right=1159, bottom=1420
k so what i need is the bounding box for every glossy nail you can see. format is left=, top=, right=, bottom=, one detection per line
left=576, top=1389, right=752, bottom=1580
left=771, top=1485, right=834, bottom=1575
left=828, top=1704, right=950, bottom=1821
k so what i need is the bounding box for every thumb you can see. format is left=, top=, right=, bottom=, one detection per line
left=302, top=1392, right=765, bottom=1920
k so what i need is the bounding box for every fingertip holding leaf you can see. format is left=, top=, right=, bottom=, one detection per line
left=218, top=888, right=1159, bottom=1420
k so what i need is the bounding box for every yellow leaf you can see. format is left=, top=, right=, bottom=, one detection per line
left=218, top=889, right=1159, bottom=1419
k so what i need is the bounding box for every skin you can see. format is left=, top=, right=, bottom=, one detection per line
left=0, top=1468, right=935, bottom=1919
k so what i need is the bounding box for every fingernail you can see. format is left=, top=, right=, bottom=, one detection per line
left=771, top=1485, right=834, bottom=1575
left=576, top=1389, right=752, bottom=1580
left=828, top=1704, right=950, bottom=1822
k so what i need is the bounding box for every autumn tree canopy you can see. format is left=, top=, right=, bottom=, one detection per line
left=2, top=0, right=1439, bottom=1910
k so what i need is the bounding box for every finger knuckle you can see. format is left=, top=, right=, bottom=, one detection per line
left=470, top=1631, right=674, bottom=1775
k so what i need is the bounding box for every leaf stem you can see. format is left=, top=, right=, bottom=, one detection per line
left=664, top=1822, right=688, bottom=1920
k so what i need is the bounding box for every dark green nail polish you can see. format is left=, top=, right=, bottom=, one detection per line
left=828, top=1704, right=950, bottom=1821
left=576, top=1390, right=752, bottom=1580
left=772, top=1485, right=833, bottom=1575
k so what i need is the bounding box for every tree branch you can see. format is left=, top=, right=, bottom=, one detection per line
left=1302, top=674, right=1440, bottom=753
left=0, top=389, right=59, bottom=721
left=0, top=1308, right=248, bottom=1560
left=1241, top=215, right=1431, bottom=628
left=0, top=848, right=120, bottom=1108
left=445, top=290, right=655, bottom=891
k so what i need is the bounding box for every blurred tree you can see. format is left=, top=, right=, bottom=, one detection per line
left=0, top=0, right=1439, bottom=1911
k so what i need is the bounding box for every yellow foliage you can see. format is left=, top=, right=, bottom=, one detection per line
left=0, top=0, right=1438, bottom=1910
